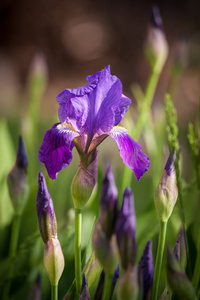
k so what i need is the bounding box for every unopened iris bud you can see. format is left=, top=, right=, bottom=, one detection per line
left=99, top=166, right=118, bottom=238
left=115, top=188, right=136, bottom=270
left=7, top=136, right=29, bottom=215
left=173, top=228, right=186, bottom=270
left=79, top=274, right=90, bottom=300
left=92, top=220, right=119, bottom=275
left=44, top=236, right=65, bottom=286
left=117, top=266, right=139, bottom=300
left=145, top=5, right=168, bottom=73
left=71, top=149, right=97, bottom=209
left=93, top=264, right=119, bottom=300
left=154, top=152, right=178, bottom=222
left=167, top=245, right=195, bottom=300
left=138, top=240, right=154, bottom=300
left=36, top=172, right=57, bottom=243
left=29, top=274, right=41, bottom=300
left=30, top=52, right=48, bottom=79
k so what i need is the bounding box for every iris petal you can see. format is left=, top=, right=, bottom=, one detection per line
left=114, top=94, right=132, bottom=126
left=108, top=127, right=150, bottom=180
left=56, top=66, right=132, bottom=138
left=38, top=123, right=79, bottom=179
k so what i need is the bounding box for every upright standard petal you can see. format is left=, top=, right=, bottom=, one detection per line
left=108, top=127, right=150, bottom=180
left=38, top=123, right=79, bottom=179
left=57, top=66, right=132, bottom=138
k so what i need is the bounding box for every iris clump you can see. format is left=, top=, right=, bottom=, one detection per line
left=38, top=65, right=149, bottom=182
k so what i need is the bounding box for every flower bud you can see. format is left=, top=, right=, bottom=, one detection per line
left=154, top=152, right=178, bottom=222
left=138, top=240, right=154, bottom=300
left=79, top=274, right=90, bottom=300
left=29, top=274, right=41, bottom=300
left=7, top=136, right=29, bottom=215
left=167, top=245, right=195, bottom=300
left=92, top=220, right=119, bottom=275
left=173, top=228, right=186, bottom=271
left=93, top=264, right=119, bottom=300
left=98, top=166, right=118, bottom=238
left=30, top=52, right=48, bottom=79
left=145, top=5, right=168, bottom=73
left=117, top=266, right=139, bottom=300
left=44, top=236, right=65, bottom=286
left=36, top=172, right=57, bottom=243
left=71, top=150, right=97, bottom=209
left=115, top=188, right=136, bottom=270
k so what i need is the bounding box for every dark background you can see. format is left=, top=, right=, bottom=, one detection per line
left=0, top=0, right=200, bottom=122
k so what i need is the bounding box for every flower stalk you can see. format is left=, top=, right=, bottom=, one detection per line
left=153, top=152, right=178, bottom=300
left=3, top=136, right=29, bottom=300
left=51, top=285, right=58, bottom=300
left=102, top=273, right=112, bottom=300
left=75, top=208, right=82, bottom=298
left=152, top=220, right=167, bottom=300
left=36, top=172, right=64, bottom=300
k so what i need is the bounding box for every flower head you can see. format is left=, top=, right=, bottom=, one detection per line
left=154, top=151, right=178, bottom=222
left=115, top=188, right=136, bottom=270
left=145, top=6, right=168, bottom=72
left=167, top=245, right=195, bottom=300
left=98, top=165, right=118, bottom=238
left=39, top=66, right=149, bottom=181
left=79, top=274, right=90, bottom=300
left=7, top=136, right=29, bottom=215
left=36, top=172, right=57, bottom=243
left=138, top=240, right=154, bottom=300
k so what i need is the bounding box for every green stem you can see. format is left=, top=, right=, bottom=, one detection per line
left=133, top=68, right=160, bottom=141
left=102, top=273, right=112, bottom=300
left=2, top=214, right=21, bottom=300
left=51, top=284, right=58, bottom=300
left=9, top=214, right=21, bottom=257
left=152, top=220, right=167, bottom=300
left=75, top=208, right=82, bottom=298
left=192, top=244, right=200, bottom=290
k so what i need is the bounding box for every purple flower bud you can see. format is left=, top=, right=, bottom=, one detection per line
left=36, top=172, right=57, bottom=243
left=93, top=271, right=105, bottom=300
left=71, top=149, right=97, bottom=209
left=44, top=237, right=65, bottom=286
left=79, top=274, right=90, bottom=300
left=92, top=220, right=119, bottom=275
left=7, top=136, right=29, bottom=215
left=138, top=240, right=154, bottom=300
left=117, top=266, right=139, bottom=300
left=167, top=245, right=195, bottom=300
left=29, top=274, right=41, bottom=300
left=115, top=188, right=136, bottom=270
left=151, top=5, right=163, bottom=31
left=164, top=151, right=176, bottom=176
left=30, top=52, right=48, bottom=79
left=93, top=264, right=119, bottom=300
left=173, top=228, right=186, bottom=270
left=145, top=5, right=168, bottom=73
left=154, top=152, right=178, bottom=222
left=98, top=166, right=118, bottom=238
left=16, top=136, right=28, bottom=171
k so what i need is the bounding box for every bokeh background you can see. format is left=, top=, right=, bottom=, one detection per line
left=1, top=0, right=200, bottom=122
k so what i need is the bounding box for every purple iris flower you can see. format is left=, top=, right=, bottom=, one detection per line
left=39, top=66, right=149, bottom=180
